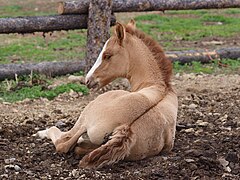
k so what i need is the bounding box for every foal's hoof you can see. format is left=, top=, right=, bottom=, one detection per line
left=33, top=129, right=49, bottom=139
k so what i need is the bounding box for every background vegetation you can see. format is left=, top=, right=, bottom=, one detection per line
left=0, top=1, right=239, bottom=102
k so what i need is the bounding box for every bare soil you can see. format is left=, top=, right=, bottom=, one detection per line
left=1, top=73, right=239, bottom=180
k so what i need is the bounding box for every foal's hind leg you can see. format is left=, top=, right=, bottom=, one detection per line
left=74, top=142, right=99, bottom=156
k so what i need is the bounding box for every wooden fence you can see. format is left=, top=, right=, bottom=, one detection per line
left=0, top=0, right=240, bottom=80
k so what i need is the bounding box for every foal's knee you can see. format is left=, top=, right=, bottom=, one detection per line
left=56, top=143, right=69, bottom=153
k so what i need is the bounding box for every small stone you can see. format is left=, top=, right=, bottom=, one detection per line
left=202, top=40, right=223, bottom=45
left=40, top=176, right=48, bottom=180
left=196, top=120, right=209, bottom=127
left=225, top=166, right=231, bottom=172
left=5, top=164, right=15, bottom=170
left=3, top=102, right=11, bottom=105
left=51, top=164, right=56, bottom=168
left=175, top=73, right=180, bottom=78
left=189, top=103, right=198, bottom=109
left=68, top=75, right=85, bottom=84
left=69, top=89, right=79, bottom=98
left=218, top=157, right=229, bottom=168
left=133, top=170, right=141, bottom=175
left=4, top=158, right=16, bottom=164
left=14, top=165, right=21, bottom=171
left=71, top=169, right=79, bottom=177
left=0, top=174, right=8, bottom=178
left=79, top=174, right=86, bottom=178
left=194, top=129, right=203, bottom=135
left=185, top=158, right=195, bottom=163
left=30, top=143, right=35, bottom=148
left=184, top=128, right=195, bottom=133
left=162, top=156, right=168, bottom=160
left=34, top=127, right=40, bottom=131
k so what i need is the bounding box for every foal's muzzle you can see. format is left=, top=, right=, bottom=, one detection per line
left=85, top=76, right=99, bottom=89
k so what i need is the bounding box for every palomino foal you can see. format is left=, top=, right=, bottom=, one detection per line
left=36, top=20, right=178, bottom=169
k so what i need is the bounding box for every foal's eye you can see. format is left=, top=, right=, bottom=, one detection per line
left=103, top=53, right=112, bottom=60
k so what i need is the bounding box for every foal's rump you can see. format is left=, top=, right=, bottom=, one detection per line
left=126, top=91, right=178, bottom=160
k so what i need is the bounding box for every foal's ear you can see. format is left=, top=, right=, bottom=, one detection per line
left=127, top=19, right=136, bottom=30
left=115, top=22, right=125, bottom=45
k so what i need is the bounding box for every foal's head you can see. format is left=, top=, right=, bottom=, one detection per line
left=85, top=20, right=172, bottom=89
left=85, top=21, right=136, bottom=89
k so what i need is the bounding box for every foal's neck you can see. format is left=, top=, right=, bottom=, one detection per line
left=126, top=39, right=166, bottom=92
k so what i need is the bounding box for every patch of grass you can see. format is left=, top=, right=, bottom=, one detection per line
left=166, top=9, right=209, bottom=15
left=224, top=8, right=240, bottom=14
left=73, top=71, right=85, bottom=76
left=0, top=73, right=89, bottom=102
left=0, top=83, right=88, bottom=102
left=0, top=5, right=22, bottom=12
left=173, top=59, right=240, bottom=74
left=0, top=5, right=50, bottom=18
left=135, top=11, right=240, bottom=47
left=0, top=30, right=87, bottom=64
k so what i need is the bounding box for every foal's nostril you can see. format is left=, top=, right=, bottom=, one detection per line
left=85, top=79, right=90, bottom=85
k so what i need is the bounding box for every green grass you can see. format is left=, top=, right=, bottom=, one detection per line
left=0, top=83, right=88, bottom=102
left=0, top=4, right=53, bottom=18
left=0, top=30, right=87, bottom=64
left=0, top=4, right=239, bottom=103
left=1, top=6, right=240, bottom=63
left=173, top=59, right=240, bottom=74
left=0, top=58, right=239, bottom=103
left=0, top=1, right=87, bottom=64
left=135, top=10, right=240, bottom=48
left=0, top=73, right=89, bottom=102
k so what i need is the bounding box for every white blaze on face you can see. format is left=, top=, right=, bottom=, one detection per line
left=85, top=39, right=109, bottom=82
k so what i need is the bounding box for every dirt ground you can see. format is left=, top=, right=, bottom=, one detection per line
left=0, top=73, right=239, bottom=179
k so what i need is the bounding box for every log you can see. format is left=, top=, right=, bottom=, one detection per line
left=85, top=0, right=113, bottom=72
left=0, top=47, right=239, bottom=81
left=58, top=0, right=240, bottom=14
left=0, top=14, right=116, bottom=34
left=0, top=61, right=85, bottom=81
left=166, top=47, right=240, bottom=64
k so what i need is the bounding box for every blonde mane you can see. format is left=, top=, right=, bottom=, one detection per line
left=125, top=25, right=172, bottom=88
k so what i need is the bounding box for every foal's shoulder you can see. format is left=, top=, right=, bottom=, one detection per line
left=95, top=90, right=129, bottom=101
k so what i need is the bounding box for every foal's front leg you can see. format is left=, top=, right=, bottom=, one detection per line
left=36, top=123, right=87, bottom=153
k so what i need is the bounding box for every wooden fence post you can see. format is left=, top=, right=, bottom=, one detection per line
left=85, top=0, right=113, bottom=72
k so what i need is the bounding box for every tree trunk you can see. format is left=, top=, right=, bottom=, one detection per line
left=0, top=61, right=85, bottom=81
left=85, top=0, right=113, bottom=72
left=0, top=14, right=116, bottom=34
left=166, top=47, right=240, bottom=64
left=58, top=0, right=240, bottom=14
left=58, top=1, right=90, bottom=14
left=1, top=47, right=239, bottom=81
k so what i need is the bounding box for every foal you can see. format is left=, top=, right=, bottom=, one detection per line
left=36, top=20, right=178, bottom=169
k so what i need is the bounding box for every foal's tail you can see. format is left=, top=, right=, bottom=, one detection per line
left=79, top=124, right=136, bottom=169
